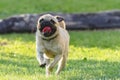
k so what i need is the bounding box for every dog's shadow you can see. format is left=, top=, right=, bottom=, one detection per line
left=63, top=59, right=120, bottom=79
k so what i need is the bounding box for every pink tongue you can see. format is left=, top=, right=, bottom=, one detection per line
left=42, top=26, right=51, bottom=33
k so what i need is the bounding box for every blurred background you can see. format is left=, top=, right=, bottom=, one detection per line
left=0, top=0, right=120, bottom=18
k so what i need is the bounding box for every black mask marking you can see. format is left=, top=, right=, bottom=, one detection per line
left=39, top=20, right=57, bottom=37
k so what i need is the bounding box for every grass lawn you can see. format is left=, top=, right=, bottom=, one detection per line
left=0, top=0, right=120, bottom=18
left=0, top=30, right=120, bottom=80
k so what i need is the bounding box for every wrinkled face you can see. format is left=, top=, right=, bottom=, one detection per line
left=38, top=15, right=57, bottom=37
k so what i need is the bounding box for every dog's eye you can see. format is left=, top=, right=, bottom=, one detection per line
left=39, top=18, right=44, bottom=23
left=50, top=19, right=56, bottom=24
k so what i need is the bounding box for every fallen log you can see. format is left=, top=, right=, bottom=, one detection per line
left=0, top=10, right=120, bottom=33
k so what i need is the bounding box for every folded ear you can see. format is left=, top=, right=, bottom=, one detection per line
left=56, top=16, right=64, bottom=22
left=55, top=16, right=66, bottom=29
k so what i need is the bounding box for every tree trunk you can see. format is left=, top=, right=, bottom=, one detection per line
left=0, top=10, right=120, bottom=33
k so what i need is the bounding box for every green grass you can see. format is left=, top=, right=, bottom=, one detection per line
left=0, top=30, right=120, bottom=80
left=0, top=0, right=120, bottom=79
left=0, top=0, right=120, bottom=18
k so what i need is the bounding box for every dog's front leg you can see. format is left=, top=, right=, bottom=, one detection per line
left=36, top=50, right=46, bottom=67
left=46, top=55, right=61, bottom=76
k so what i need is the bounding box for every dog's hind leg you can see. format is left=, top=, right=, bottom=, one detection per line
left=46, top=55, right=61, bottom=76
left=55, top=55, right=67, bottom=75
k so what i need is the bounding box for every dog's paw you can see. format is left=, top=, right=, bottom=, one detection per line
left=39, top=63, right=46, bottom=68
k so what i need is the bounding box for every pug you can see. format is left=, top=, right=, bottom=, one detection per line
left=36, top=14, right=70, bottom=76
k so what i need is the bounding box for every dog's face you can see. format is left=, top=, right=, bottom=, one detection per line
left=37, top=14, right=58, bottom=37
